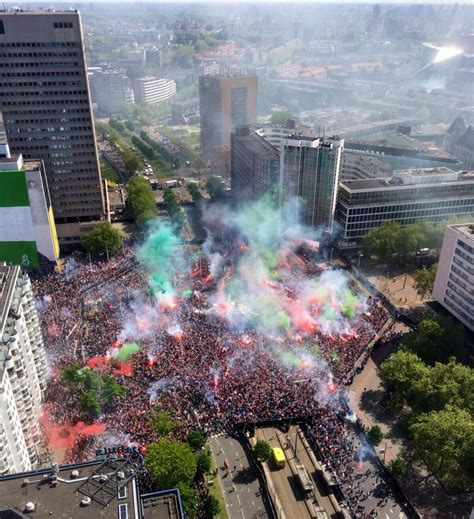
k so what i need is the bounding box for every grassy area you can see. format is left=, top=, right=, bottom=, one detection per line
left=207, top=454, right=229, bottom=519
left=158, top=125, right=205, bottom=169
left=96, top=120, right=175, bottom=180
left=100, top=158, right=120, bottom=183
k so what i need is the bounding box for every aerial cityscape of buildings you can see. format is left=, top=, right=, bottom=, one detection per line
left=0, top=2, right=472, bottom=519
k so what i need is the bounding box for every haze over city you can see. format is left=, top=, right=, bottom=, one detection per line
left=0, top=2, right=472, bottom=519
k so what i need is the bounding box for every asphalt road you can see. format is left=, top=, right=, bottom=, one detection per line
left=209, top=434, right=271, bottom=519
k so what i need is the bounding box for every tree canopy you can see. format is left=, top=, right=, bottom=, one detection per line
left=83, top=222, right=123, bottom=257
left=187, top=430, right=206, bottom=451
left=270, top=110, right=293, bottom=124
left=362, top=220, right=444, bottom=263
left=379, top=348, right=474, bottom=489
left=60, top=365, right=125, bottom=419
left=410, top=406, right=474, bottom=488
left=206, top=175, right=225, bottom=201
left=150, top=410, right=178, bottom=437
left=404, top=315, right=464, bottom=365
left=163, top=188, right=185, bottom=228
left=413, top=265, right=437, bottom=298
left=367, top=425, right=384, bottom=446
left=253, top=439, right=271, bottom=462
left=145, top=438, right=197, bottom=489
left=127, top=176, right=157, bottom=227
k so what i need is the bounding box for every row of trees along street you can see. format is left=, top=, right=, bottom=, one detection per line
left=144, top=411, right=220, bottom=518
left=378, top=313, right=473, bottom=491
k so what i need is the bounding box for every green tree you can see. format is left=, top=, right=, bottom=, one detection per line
left=367, top=425, right=384, bottom=446
left=379, top=350, right=431, bottom=410
left=100, top=374, right=125, bottom=405
left=79, top=390, right=101, bottom=419
left=363, top=220, right=400, bottom=263
left=387, top=456, right=407, bottom=479
left=428, top=360, right=474, bottom=415
left=84, top=222, right=123, bottom=257
left=270, top=110, right=293, bottom=124
left=176, top=482, right=197, bottom=519
left=187, top=430, right=206, bottom=451
left=405, top=315, right=464, bottom=365
left=413, top=265, right=437, bottom=298
left=394, top=224, right=422, bottom=261
left=187, top=183, right=203, bottom=203
left=253, top=440, right=271, bottom=462
left=109, top=118, right=125, bottom=133
left=206, top=175, right=225, bottom=201
left=61, top=364, right=83, bottom=387
left=203, top=494, right=221, bottom=517
left=410, top=406, right=474, bottom=489
left=150, top=410, right=178, bottom=437
left=196, top=450, right=212, bottom=474
left=124, top=154, right=142, bottom=175
left=127, top=176, right=157, bottom=226
left=145, top=438, right=197, bottom=489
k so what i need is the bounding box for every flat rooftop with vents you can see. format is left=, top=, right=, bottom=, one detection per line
left=0, top=459, right=183, bottom=519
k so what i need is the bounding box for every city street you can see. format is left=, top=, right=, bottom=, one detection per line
left=209, top=434, right=271, bottom=519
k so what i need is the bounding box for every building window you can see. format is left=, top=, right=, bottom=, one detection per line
left=118, top=486, right=127, bottom=499
left=0, top=21, right=4, bottom=34
left=118, top=503, right=128, bottom=519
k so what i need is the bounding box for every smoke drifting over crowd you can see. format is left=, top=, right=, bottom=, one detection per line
left=33, top=197, right=388, bottom=503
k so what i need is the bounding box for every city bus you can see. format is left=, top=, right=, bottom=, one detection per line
left=271, top=447, right=286, bottom=469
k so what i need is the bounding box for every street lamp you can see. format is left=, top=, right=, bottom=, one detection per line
left=357, top=252, right=363, bottom=269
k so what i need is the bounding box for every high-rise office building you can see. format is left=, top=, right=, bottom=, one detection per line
left=433, top=223, right=474, bottom=331
left=280, top=137, right=343, bottom=232
left=0, top=265, right=46, bottom=474
left=0, top=10, right=106, bottom=244
left=231, top=126, right=280, bottom=202
left=199, top=74, right=257, bottom=172
left=89, top=69, right=134, bottom=114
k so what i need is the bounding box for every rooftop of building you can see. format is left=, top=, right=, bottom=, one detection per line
left=0, top=156, right=43, bottom=174
left=0, top=8, right=79, bottom=15
left=233, top=130, right=280, bottom=161
left=0, top=459, right=183, bottom=519
left=451, top=223, right=474, bottom=242
left=340, top=168, right=474, bottom=191
left=344, top=140, right=462, bottom=164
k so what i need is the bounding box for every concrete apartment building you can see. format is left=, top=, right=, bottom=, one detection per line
left=199, top=74, right=257, bottom=172
left=280, top=137, right=344, bottom=232
left=90, top=69, right=134, bottom=114
left=433, top=223, right=474, bottom=331
left=133, top=77, right=176, bottom=105
left=336, top=168, right=474, bottom=243
left=0, top=265, right=46, bottom=474
left=0, top=10, right=106, bottom=245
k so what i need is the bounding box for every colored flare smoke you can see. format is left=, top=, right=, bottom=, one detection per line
left=114, top=342, right=140, bottom=362
left=40, top=409, right=106, bottom=455
left=137, top=220, right=183, bottom=295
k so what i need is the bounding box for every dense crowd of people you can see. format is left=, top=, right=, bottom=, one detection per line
left=32, top=242, right=392, bottom=517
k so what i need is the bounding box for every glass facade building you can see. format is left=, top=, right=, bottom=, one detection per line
left=280, top=137, right=343, bottom=231
left=336, top=168, right=474, bottom=241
